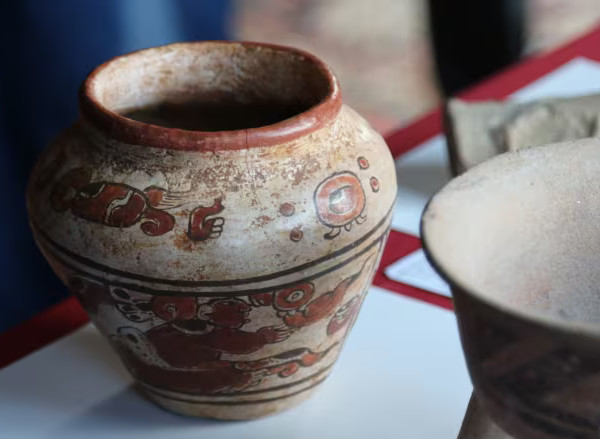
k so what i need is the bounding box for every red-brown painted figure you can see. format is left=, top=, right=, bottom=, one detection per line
left=118, top=325, right=335, bottom=394
left=233, top=343, right=337, bottom=378
left=327, top=296, right=361, bottom=336
left=145, top=296, right=292, bottom=368
left=188, top=199, right=225, bottom=241
left=109, top=292, right=334, bottom=394
left=250, top=265, right=364, bottom=329
left=51, top=168, right=175, bottom=236
left=69, top=256, right=370, bottom=395
left=51, top=168, right=226, bottom=240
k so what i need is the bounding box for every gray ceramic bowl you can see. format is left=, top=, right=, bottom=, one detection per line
left=422, top=138, right=600, bottom=439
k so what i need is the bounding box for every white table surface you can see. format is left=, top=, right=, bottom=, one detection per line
left=2, top=57, right=600, bottom=439
left=0, top=289, right=470, bottom=439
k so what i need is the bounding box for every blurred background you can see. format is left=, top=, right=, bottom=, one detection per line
left=1, top=0, right=599, bottom=332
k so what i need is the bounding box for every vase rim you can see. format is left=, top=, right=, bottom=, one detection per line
left=79, top=41, right=342, bottom=152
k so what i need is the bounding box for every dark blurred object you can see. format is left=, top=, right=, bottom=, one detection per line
left=428, top=0, right=525, bottom=95
left=0, top=0, right=231, bottom=333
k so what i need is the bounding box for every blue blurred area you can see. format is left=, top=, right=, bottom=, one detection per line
left=0, top=0, right=232, bottom=332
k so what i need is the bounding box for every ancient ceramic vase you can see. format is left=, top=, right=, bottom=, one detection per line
left=422, top=138, right=600, bottom=439
left=26, top=42, right=397, bottom=419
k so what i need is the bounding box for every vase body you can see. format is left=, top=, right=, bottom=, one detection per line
left=26, top=42, right=396, bottom=419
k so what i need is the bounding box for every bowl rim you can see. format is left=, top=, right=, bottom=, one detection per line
left=420, top=139, right=600, bottom=338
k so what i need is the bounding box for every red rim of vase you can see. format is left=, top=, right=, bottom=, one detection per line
left=78, top=41, right=342, bottom=152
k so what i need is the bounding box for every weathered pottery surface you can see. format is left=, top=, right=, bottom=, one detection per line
left=26, top=42, right=397, bottom=419
left=423, top=138, right=600, bottom=438
left=458, top=394, right=513, bottom=438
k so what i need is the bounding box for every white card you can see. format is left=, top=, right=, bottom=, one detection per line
left=384, top=248, right=452, bottom=297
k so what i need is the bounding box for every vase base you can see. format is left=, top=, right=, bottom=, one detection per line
left=137, top=380, right=324, bottom=420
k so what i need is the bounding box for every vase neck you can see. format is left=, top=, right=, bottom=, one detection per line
left=79, top=42, right=342, bottom=152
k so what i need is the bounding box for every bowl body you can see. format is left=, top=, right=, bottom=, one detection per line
left=422, top=139, right=600, bottom=437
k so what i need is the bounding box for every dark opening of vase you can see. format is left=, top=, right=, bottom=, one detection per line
left=123, top=101, right=308, bottom=132
left=89, top=42, right=333, bottom=131
left=80, top=42, right=341, bottom=151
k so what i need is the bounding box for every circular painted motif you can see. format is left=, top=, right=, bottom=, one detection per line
left=357, top=156, right=369, bottom=169
left=370, top=176, right=380, bottom=193
left=314, top=172, right=366, bottom=227
left=290, top=226, right=303, bottom=242
left=279, top=202, right=295, bottom=217
left=274, top=283, right=315, bottom=310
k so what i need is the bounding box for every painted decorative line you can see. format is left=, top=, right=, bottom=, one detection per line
left=141, top=375, right=329, bottom=406
left=41, top=228, right=387, bottom=297
left=138, top=363, right=335, bottom=397
left=32, top=203, right=393, bottom=288
left=116, top=328, right=338, bottom=395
